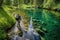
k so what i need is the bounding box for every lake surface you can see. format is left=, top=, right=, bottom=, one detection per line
left=22, top=8, right=60, bottom=40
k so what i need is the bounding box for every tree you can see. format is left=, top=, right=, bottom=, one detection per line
left=13, top=0, right=18, bottom=6
left=0, top=0, right=3, bottom=6
left=5, top=0, right=11, bottom=5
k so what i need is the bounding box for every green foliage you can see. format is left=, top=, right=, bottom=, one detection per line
left=13, top=0, right=19, bottom=6
left=0, top=7, right=15, bottom=28
left=43, top=0, right=60, bottom=9
left=24, top=0, right=30, bottom=4
left=0, top=0, right=3, bottom=6
left=5, top=0, right=11, bottom=6
left=0, top=7, right=16, bottom=39
left=0, top=30, right=6, bottom=39
left=55, top=0, right=60, bottom=4
left=37, top=0, right=44, bottom=7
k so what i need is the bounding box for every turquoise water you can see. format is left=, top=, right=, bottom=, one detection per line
left=23, top=8, right=60, bottom=40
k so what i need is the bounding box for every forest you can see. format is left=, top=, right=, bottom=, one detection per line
left=0, top=0, right=60, bottom=40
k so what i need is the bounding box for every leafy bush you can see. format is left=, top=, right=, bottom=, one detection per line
left=0, top=7, right=16, bottom=39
